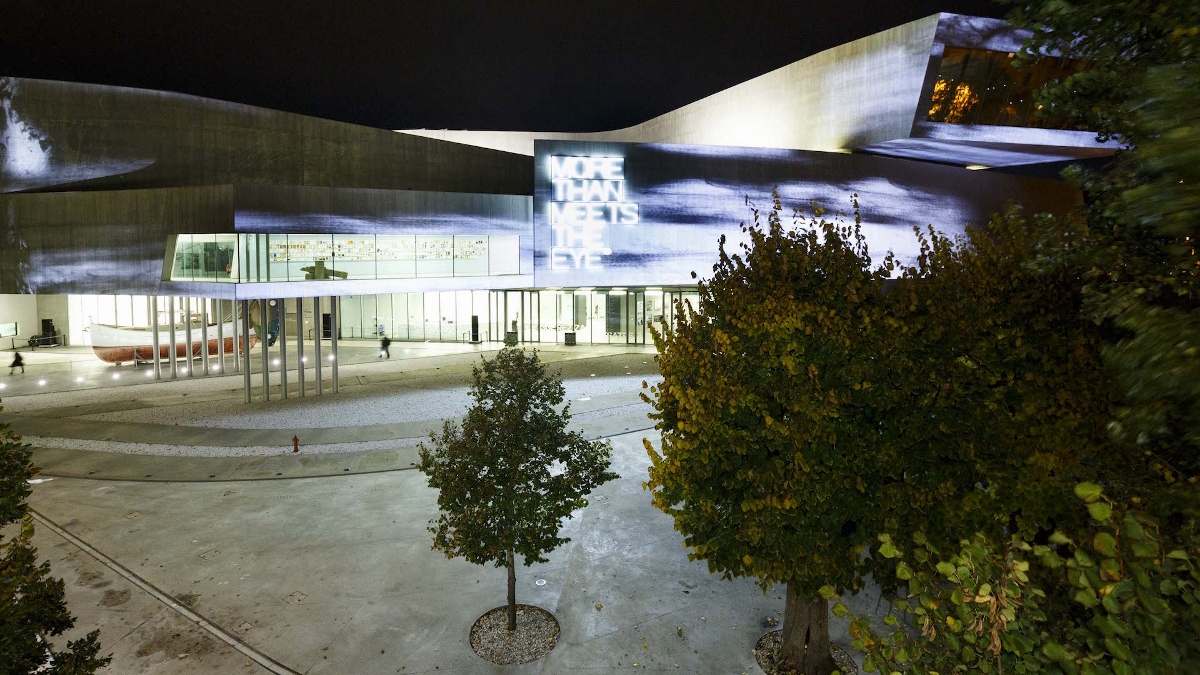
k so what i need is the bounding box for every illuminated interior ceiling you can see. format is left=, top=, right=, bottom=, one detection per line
left=400, top=13, right=1117, bottom=168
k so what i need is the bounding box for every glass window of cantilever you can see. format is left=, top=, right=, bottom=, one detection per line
left=927, top=47, right=1079, bottom=129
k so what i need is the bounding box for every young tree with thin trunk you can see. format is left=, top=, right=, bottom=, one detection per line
left=418, top=346, right=617, bottom=631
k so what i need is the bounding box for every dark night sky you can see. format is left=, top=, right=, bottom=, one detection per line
left=1, top=0, right=1006, bottom=132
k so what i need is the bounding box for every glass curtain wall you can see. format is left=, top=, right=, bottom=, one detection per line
left=338, top=290, right=491, bottom=341
left=169, top=234, right=519, bottom=284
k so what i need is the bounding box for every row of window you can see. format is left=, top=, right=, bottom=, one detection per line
left=168, top=233, right=521, bottom=283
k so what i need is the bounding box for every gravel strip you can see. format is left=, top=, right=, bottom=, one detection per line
left=19, top=402, right=653, bottom=458
left=73, top=375, right=659, bottom=429
left=19, top=435, right=425, bottom=458
left=469, top=604, right=559, bottom=665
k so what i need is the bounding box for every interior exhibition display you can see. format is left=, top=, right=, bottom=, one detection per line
left=0, top=13, right=1117, bottom=401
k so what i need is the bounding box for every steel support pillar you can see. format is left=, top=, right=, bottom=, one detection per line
left=233, top=299, right=241, bottom=373
left=216, top=300, right=225, bottom=374
left=201, top=299, right=210, bottom=375
left=151, top=296, right=162, bottom=380
left=184, top=297, right=193, bottom=377
left=168, top=297, right=178, bottom=378
left=330, top=296, right=339, bottom=393
left=295, top=297, right=305, bottom=397
left=279, top=298, right=288, bottom=399
left=241, top=300, right=251, bottom=403
left=260, top=300, right=270, bottom=401
left=313, top=296, right=322, bottom=395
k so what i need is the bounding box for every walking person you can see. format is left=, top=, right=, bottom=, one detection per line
left=9, top=350, right=24, bottom=374
left=380, top=335, right=391, bottom=359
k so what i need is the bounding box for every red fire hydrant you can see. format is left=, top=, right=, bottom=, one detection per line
left=292, top=435, right=299, bottom=453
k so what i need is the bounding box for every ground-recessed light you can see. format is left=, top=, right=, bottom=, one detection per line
left=578, top=396, right=591, bottom=401
left=37, top=379, right=46, bottom=386
left=112, top=373, right=120, bottom=380
left=272, top=358, right=280, bottom=366
left=328, top=355, right=335, bottom=361
left=0, top=383, right=7, bottom=390
left=75, top=376, right=85, bottom=383
left=301, top=357, right=308, bottom=363
left=145, top=371, right=154, bottom=377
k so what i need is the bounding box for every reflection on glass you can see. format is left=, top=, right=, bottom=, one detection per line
left=170, top=234, right=238, bottom=282
left=172, top=233, right=520, bottom=283
left=926, top=47, right=1079, bottom=129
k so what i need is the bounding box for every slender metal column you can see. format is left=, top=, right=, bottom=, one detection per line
left=216, top=300, right=225, bottom=374
left=241, top=300, right=251, bottom=403
left=260, top=300, right=270, bottom=401
left=201, top=298, right=210, bottom=375
left=330, top=296, right=339, bottom=393
left=314, top=296, right=323, bottom=395
left=168, top=297, right=178, bottom=378
left=279, top=298, right=288, bottom=399
left=184, top=297, right=194, bottom=376
left=295, top=297, right=305, bottom=397
left=233, top=299, right=241, bottom=373
left=151, top=296, right=161, bottom=380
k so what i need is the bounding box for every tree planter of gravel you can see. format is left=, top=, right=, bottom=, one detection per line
left=417, top=344, right=617, bottom=665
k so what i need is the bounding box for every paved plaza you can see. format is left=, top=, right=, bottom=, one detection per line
left=4, top=344, right=878, bottom=674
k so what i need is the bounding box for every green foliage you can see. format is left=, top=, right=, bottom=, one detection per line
left=834, top=484, right=1199, bottom=674
left=417, top=345, right=617, bottom=568
left=1009, top=0, right=1200, bottom=490
left=644, top=194, right=898, bottom=598
left=644, top=193, right=1109, bottom=602
left=1, top=411, right=110, bottom=674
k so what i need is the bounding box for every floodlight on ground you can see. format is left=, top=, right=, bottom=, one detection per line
left=273, top=358, right=280, bottom=366
left=145, top=370, right=154, bottom=377
left=301, top=357, right=307, bottom=363
left=328, top=355, right=335, bottom=361
left=75, top=376, right=84, bottom=383
left=37, top=379, right=46, bottom=386
left=0, top=383, right=6, bottom=389
left=112, top=373, right=120, bottom=380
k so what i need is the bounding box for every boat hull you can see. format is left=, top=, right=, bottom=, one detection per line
left=89, top=322, right=257, bottom=365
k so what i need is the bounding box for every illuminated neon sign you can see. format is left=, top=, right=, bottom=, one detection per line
left=549, top=156, right=639, bottom=270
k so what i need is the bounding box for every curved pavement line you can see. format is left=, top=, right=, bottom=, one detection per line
left=33, top=421, right=658, bottom=484
left=29, top=509, right=302, bottom=675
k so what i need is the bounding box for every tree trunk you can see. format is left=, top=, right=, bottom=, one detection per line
left=778, top=584, right=835, bottom=675
left=506, top=549, right=517, bottom=631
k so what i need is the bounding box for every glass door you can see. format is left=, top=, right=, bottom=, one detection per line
left=626, top=291, right=646, bottom=345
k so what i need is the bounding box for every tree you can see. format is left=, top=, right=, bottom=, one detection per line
left=1009, top=0, right=1200, bottom=491
left=1, top=410, right=110, bottom=674
left=417, top=346, right=617, bottom=631
left=643, top=195, right=1112, bottom=674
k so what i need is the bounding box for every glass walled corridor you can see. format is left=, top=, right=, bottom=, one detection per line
left=339, top=288, right=699, bottom=344
left=66, top=288, right=700, bottom=349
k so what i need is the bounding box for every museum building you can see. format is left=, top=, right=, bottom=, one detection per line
left=0, top=13, right=1115, bottom=400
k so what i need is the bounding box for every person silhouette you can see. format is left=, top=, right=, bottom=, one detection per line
left=9, top=351, right=24, bottom=374
left=380, top=335, right=391, bottom=359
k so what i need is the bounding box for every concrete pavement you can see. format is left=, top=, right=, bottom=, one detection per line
left=14, top=345, right=881, bottom=674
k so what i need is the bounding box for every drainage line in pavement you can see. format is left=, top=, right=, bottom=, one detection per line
left=29, top=508, right=302, bottom=675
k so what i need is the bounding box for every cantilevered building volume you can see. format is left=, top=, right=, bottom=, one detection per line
left=0, top=13, right=1115, bottom=401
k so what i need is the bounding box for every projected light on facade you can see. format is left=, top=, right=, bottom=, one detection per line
left=548, top=156, right=639, bottom=270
